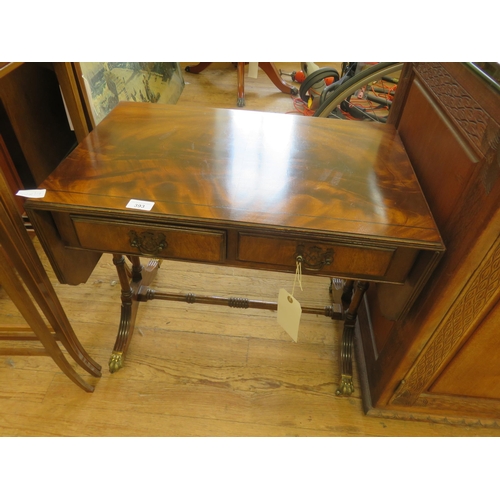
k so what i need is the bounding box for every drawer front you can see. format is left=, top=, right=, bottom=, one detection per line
left=72, top=218, right=225, bottom=263
left=238, top=234, right=395, bottom=279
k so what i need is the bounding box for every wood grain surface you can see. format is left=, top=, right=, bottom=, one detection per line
left=32, top=102, right=442, bottom=247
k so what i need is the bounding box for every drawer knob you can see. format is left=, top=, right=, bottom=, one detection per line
left=295, top=244, right=333, bottom=271
left=129, top=230, right=167, bottom=255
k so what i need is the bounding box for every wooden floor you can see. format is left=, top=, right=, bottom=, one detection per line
left=2, top=63, right=500, bottom=437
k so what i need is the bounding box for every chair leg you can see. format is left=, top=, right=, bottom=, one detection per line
left=259, top=62, right=298, bottom=95
left=0, top=208, right=102, bottom=377
left=237, top=62, right=245, bottom=107
left=185, top=62, right=298, bottom=105
left=0, top=153, right=101, bottom=390
left=0, top=254, right=96, bottom=392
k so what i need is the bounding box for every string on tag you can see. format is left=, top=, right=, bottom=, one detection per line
left=291, top=257, right=303, bottom=297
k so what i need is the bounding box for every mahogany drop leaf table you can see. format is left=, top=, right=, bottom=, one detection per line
left=25, top=102, right=444, bottom=396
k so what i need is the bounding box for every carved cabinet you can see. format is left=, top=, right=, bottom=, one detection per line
left=357, top=62, right=500, bottom=427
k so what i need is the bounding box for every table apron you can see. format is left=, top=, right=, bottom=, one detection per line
left=64, top=214, right=419, bottom=283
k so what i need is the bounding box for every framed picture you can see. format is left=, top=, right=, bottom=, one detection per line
left=77, top=62, right=185, bottom=126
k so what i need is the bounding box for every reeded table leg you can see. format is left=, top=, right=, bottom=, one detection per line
left=109, top=254, right=161, bottom=373
left=336, top=281, right=369, bottom=396
left=341, top=280, right=354, bottom=310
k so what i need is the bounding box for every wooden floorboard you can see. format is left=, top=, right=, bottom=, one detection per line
left=2, top=63, right=500, bottom=437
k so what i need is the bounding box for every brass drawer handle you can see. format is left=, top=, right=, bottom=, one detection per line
left=129, top=230, right=167, bottom=255
left=295, top=244, right=333, bottom=271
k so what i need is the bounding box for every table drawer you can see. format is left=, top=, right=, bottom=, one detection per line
left=238, top=233, right=395, bottom=279
left=72, top=217, right=225, bottom=263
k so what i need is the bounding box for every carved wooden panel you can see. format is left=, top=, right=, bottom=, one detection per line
left=390, top=235, right=500, bottom=406
left=414, top=62, right=493, bottom=156
left=431, top=298, right=500, bottom=399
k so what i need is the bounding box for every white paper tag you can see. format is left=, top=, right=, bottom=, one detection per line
left=126, top=199, right=155, bottom=211
left=16, top=189, right=46, bottom=198
left=277, top=288, right=302, bottom=342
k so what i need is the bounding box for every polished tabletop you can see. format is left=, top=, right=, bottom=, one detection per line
left=33, top=102, right=443, bottom=249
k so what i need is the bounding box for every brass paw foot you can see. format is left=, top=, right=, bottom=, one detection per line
left=109, top=351, right=124, bottom=373
left=336, top=375, right=354, bottom=396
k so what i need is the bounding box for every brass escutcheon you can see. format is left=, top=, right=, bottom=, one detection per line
left=294, top=244, right=334, bottom=271
left=129, top=230, right=167, bottom=255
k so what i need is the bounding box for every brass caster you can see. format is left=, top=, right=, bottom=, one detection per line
left=109, top=351, right=124, bottom=373
left=336, top=375, right=354, bottom=396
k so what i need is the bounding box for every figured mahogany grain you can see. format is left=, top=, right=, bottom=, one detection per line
left=32, top=102, right=442, bottom=248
